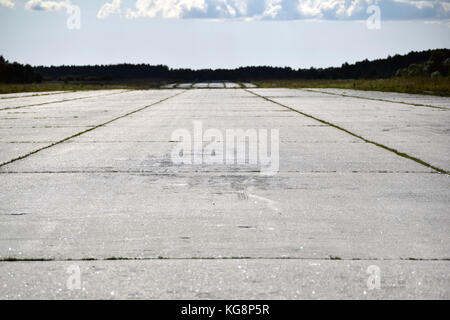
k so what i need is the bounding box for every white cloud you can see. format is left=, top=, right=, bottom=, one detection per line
left=125, top=0, right=208, bottom=19
left=297, top=0, right=374, bottom=19
left=394, top=0, right=434, bottom=10
left=25, top=0, right=71, bottom=12
left=94, top=0, right=450, bottom=21
left=97, top=0, right=121, bottom=19
left=263, top=0, right=283, bottom=18
left=215, top=0, right=237, bottom=17
left=0, top=0, right=15, bottom=8
left=295, top=0, right=450, bottom=20
left=233, top=0, right=247, bottom=15
left=297, top=0, right=323, bottom=18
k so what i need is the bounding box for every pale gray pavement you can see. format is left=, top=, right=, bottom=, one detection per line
left=0, top=91, right=72, bottom=100
left=0, top=86, right=449, bottom=299
left=164, top=82, right=256, bottom=89
left=307, top=88, right=450, bottom=109
left=0, top=90, right=128, bottom=111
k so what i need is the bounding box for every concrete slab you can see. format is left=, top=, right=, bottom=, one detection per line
left=209, top=82, right=225, bottom=89
left=0, top=91, right=71, bottom=100
left=307, top=88, right=450, bottom=109
left=160, top=83, right=177, bottom=89
left=192, top=82, right=209, bottom=88
left=176, top=83, right=193, bottom=89
left=0, top=172, right=448, bottom=260
left=251, top=88, right=450, bottom=172
left=1, top=260, right=448, bottom=299
left=224, top=82, right=241, bottom=88
left=0, top=142, right=50, bottom=163
left=0, top=90, right=183, bottom=164
left=0, top=90, right=127, bottom=110
left=0, top=88, right=448, bottom=299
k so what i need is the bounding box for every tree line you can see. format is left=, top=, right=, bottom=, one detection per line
left=0, top=56, right=42, bottom=83
left=396, top=50, right=450, bottom=78
left=1, top=49, right=449, bottom=84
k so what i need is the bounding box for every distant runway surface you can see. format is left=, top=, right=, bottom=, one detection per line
left=0, top=84, right=449, bottom=299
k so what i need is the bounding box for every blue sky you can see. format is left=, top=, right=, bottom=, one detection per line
left=0, top=0, right=449, bottom=68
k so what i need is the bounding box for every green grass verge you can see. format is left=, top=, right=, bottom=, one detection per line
left=254, top=77, right=450, bottom=96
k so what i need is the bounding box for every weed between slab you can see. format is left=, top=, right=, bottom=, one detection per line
left=0, top=90, right=186, bottom=168
left=0, top=90, right=131, bottom=111
left=305, top=89, right=448, bottom=110
left=245, top=89, right=449, bottom=175
left=1, top=256, right=449, bottom=262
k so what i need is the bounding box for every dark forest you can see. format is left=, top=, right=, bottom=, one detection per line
left=1, top=49, right=449, bottom=84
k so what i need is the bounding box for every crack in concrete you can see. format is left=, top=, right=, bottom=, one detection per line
left=1, top=256, right=449, bottom=262
left=246, top=89, right=449, bottom=175
left=0, top=90, right=187, bottom=168
left=0, top=170, right=435, bottom=174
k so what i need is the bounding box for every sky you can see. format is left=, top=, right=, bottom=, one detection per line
left=0, top=0, right=449, bottom=69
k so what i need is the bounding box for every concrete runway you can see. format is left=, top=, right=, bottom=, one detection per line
left=0, top=85, right=449, bottom=299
